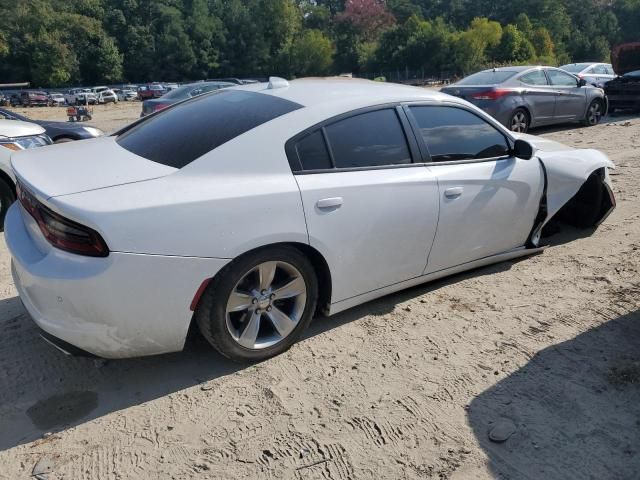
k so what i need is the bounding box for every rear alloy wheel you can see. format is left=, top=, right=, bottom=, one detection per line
left=584, top=99, right=603, bottom=126
left=195, top=246, right=318, bottom=362
left=509, top=109, right=530, bottom=133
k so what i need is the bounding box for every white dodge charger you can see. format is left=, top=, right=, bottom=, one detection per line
left=6, top=78, right=615, bottom=361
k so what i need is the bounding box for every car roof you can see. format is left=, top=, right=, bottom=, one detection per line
left=234, top=78, right=452, bottom=114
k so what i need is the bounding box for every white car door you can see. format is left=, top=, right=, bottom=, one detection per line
left=290, top=107, right=440, bottom=303
left=405, top=104, right=544, bottom=274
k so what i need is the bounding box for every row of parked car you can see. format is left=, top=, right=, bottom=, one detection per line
left=441, top=43, right=640, bottom=133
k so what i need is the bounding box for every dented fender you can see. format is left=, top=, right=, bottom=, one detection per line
left=535, top=148, right=614, bottom=222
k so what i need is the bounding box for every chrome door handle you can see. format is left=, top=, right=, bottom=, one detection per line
left=444, top=187, right=463, bottom=198
left=316, top=197, right=343, bottom=209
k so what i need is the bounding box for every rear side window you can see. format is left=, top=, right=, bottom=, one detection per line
left=117, top=90, right=302, bottom=168
left=296, top=131, right=332, bottom=170
left=409, top=106, right=509, bottom=162
left=325, top=109, right=411, bottom=168
left=457, top=71, right=517, bottom=85
left=519, top=70, right=548, bottom=85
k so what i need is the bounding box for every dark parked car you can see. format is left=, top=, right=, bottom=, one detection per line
left=140, top=81, right=234, bottom=116
left=0, top=108, right=103, bottom=143
left=441, top=66, right=607, bottom=132
left=20, top=91, right=48, bottom=107
left=605, top=42, right=640, bottom=112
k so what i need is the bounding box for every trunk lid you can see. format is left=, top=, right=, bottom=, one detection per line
left=611, top=42, right=640, bottom=76
left=11, top=136, right=176, bottom=198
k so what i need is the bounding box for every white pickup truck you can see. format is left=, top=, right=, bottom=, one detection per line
left=64, top=88, right=97, bottom=105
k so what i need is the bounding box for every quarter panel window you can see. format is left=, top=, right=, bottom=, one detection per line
left=409, top=106, right=510, bottom=162
left=547, top=70, right=579, bottom=86
left=296, top=130, right=332, bottom=170
left=324, top=109, right=411, bottom=168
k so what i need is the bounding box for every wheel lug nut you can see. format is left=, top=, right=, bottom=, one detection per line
left=255, top=309, right=261, bottom=314
left=252, top=298, right=258, bottom=305
left=270, top=293, right=276, bottom=300
left=266, top=306, right=272, bottom=312
left=261, top=289, right=267, bottom=295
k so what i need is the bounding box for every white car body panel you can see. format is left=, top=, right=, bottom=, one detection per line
left=425, top=157, right=544, bottom=273
left=296, top=168, right=440, bottom=302
left=6, top=204, right=229, bottom=358
left=4, top=79, right=616, bottom=358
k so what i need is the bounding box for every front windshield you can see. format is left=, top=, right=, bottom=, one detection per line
left=560, top=64, right=590, bottom=73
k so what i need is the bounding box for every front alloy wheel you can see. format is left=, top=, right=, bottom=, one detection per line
left=195, top=246, right=318, bottom=362
left=585, top=100, right=603, bottom=126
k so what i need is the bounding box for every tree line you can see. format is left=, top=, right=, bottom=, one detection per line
left=0, top=0, right=638, bottom=87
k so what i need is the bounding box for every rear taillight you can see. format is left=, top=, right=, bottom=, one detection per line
left=471, top=89, right=511, bottom=100
left=153, top=103, right=169, bottom=112
left=17, top=182, right=109, bottom=257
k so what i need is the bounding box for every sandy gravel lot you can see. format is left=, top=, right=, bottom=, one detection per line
left=0, top=102, right=638, bottom=480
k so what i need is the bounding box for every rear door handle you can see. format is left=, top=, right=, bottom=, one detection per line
left=316, top=197, right=343, bottom=209
left=444, top=187, right=463, bottom=198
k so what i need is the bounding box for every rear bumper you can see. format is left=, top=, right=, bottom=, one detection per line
left=6, top=203, right=230, bottom=359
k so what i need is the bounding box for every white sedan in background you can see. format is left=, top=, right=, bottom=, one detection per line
left=6, top=79, right=615, bottom=361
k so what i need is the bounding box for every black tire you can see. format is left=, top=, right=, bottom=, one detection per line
left=509, top=108, right=530, bottom=133
left=0, top=179, right=16, bottom=232
left=195, top=245, right=318, bottom=362
left=583, top=99, right=604, bottom=126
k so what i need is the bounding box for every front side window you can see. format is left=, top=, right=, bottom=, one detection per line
left=324, top=109, right=411, bottom=168
left=593, top=65, right=608, bottom=74
left=117, top=90, right=303, bottom=168
left=519, top=70, right=548, bottom=86
left=409, top=106, right=509, bottom=162
left=547, top=69, right=579, bottom=87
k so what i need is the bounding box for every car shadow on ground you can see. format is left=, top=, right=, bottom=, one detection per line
left=467, top=304, right=640, bottom=479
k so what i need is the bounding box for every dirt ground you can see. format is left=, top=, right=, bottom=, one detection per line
left=0, top=102, right=638, bottom=480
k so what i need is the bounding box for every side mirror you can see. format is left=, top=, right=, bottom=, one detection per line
left=578, top=78, right=587, bottom=87
left=513, top=139, right=534, bottom=160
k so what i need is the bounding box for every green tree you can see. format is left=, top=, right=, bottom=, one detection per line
left=494, top=24, right=535, bottom=63
left=289, top=29, right=334, bottom=76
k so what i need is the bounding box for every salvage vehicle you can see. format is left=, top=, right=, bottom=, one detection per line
left=92, top=86, right=118, bottom=104
left=64, top=88, right=97, bottom=105
left=0, top=120, right=51, bottom=226
left=0, top=107, right=102, bottom=143
left=113, top=88, right=137, bottom=102
left=19, top=91, right=48, bottom=107
left=47, top=92, right=65, bottom=106
left=140, top=81, right=234, bottom=116
left=560, top=62, right=615, bottom=88
left=441, top=66, right=606, bottom=132
left=5, top=79, right=615, bottom=361
left=605, top=42, right=640, bottom=112
left=138, top=83, right=166, bottom=100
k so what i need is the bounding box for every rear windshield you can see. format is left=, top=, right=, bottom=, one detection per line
left=116, top=90, right=303, bottom=168
left=560, top=64, right=590, bottom=73
left=624, top=70, right=640, bottom=77
left=457, top=71, right=517, bottom=85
